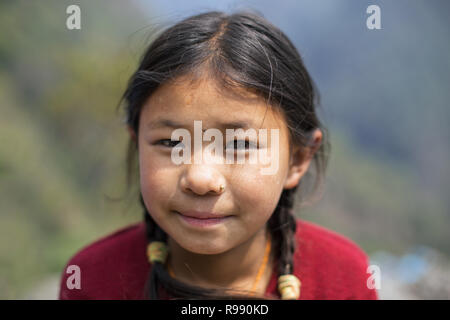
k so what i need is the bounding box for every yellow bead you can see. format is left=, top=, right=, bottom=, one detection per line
left=278, top=274, right=301, bottom=300
left=147, top=241, right=169, bottom=264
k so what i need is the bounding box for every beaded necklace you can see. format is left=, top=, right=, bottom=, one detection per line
left=147, top=235, right=301, bottom=299
left=166, top=233, right=271, bottom=296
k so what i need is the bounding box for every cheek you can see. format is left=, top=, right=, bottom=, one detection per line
left=139, top=152, right=176, bottom=213
left=237, top=145, right=290, bottom=197
left=231, top=160, right=289, bottom=222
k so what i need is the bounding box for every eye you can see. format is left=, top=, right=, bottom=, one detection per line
left=226, top=139, right=257, bottom=151
left=156, top=139, right=184, bottom=148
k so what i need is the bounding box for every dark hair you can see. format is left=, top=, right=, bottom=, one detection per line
left=121, top=10, right=330, bottom=299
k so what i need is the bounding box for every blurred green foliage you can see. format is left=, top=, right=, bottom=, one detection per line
left=0, top=0, right=148, bottom=298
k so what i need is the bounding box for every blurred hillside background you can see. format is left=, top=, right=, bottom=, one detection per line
left=0, top=0, right=449, bottom=299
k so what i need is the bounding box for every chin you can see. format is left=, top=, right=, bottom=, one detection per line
left=181, top=240, right=230, bottom=255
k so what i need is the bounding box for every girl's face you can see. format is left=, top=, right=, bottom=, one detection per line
left=136, top=75, right=317, bottom=255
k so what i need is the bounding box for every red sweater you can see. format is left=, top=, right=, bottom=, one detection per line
left=59, top=219, right=378, bottom=300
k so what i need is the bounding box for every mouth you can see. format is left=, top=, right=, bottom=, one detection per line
left=175, top=211, right=233, bottom=227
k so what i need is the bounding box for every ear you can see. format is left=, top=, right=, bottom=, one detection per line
left=128, top=126, right=137, bottom=142
left=283, top=129, right=322, bottom=189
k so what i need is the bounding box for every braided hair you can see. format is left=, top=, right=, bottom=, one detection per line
left=121, top=11, right=330, bottom=299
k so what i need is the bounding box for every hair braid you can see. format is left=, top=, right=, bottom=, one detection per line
left=141, top=195, right=167, bottom=298
left=268, top=187, right=298, bottom=276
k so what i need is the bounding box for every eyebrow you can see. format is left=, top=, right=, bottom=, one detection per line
left=146, top=119, right=255, bottom=130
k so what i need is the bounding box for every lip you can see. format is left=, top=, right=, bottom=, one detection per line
left=176, top=211, right=232, bottom=227
left=178, top=211, right=231, bottom=219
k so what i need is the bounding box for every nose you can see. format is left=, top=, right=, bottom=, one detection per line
left=180, top=164, right=226, bottom=196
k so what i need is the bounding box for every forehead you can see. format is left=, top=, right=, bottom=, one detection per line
left=140, top=75, right=288, bottom=131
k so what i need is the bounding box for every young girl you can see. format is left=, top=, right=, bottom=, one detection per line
left=59, top=11, right=378, bottom=300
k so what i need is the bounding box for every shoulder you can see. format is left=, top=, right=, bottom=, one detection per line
left=295, top=219, right=368, bottom=262
left=58, top=222, right=149, bottom=299
left=293, top=219, right=378, bottom=299
left=65, top=222, right=147, bottom=263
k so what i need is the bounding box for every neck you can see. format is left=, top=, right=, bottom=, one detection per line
left=166, top=225, right=273, bottom=293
